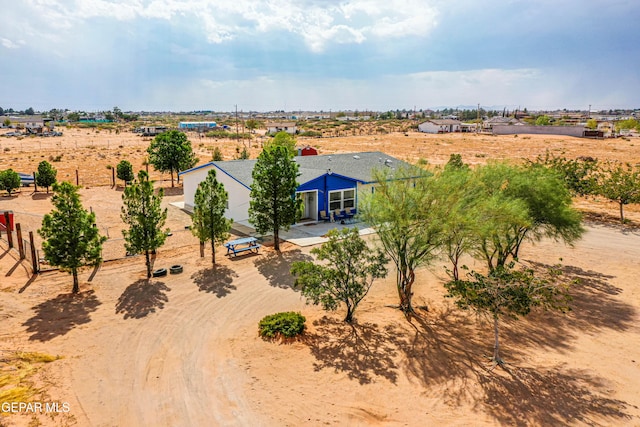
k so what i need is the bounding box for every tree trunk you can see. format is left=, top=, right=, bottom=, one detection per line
left=199, top=241, right=205, bottom=258
left=493, top=314, right=502, bottom=365
left=72, top=269, right=79, bottom=293
left=145, top=250, right=151, bottom=278
left=344, top=303, right=354, bottom=323
left=397, top=268, right=416, bottom=316
left=170, top=170, right=174, bottom=187
left=211, top=240, right=216, bottom=266
left=273, top=228, right=280, bottom=252
left=619, top=201, right=625, bottom=223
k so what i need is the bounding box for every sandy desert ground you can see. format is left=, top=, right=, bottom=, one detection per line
left=1, top=128, right=640, bottom=426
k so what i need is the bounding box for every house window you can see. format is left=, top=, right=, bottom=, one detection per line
left=328, top=189, right=355, bottom=211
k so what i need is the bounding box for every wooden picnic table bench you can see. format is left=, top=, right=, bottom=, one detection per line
left=224, top=237, right=261, bottom=257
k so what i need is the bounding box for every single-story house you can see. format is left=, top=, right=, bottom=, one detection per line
left=266, top=122, right=297, bottom=134
left=418, top=119, right=462, bottom=134
left=179, top=151, right=412, bottom=223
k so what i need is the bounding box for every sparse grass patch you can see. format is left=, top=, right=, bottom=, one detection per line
left=0, top=352, right=62, bottom=411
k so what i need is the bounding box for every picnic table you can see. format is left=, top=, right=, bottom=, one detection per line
left=224, top=237, right=261, bottom=257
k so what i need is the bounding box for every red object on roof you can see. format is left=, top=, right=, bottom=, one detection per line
left=299, top=146, right=318, bottom=156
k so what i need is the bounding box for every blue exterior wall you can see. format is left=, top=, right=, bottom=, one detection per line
left=297, top=173, right=358, bottom=214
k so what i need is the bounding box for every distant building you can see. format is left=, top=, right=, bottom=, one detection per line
left=179, top=121, right=217, bottom=131
left=141, top=126, right=168, bottom=136
left=266, top=122, right=297, bottom=135
left=418, top=119, right=462, bottom=134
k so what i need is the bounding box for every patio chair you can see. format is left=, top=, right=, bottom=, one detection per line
left=319, top=210, right=331, bottom=222
left=333, top=209, right=346, bottom=223
left=344, top=208, right=356, bottom=223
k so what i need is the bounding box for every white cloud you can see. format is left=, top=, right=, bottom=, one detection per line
left=14, top=0, right=440, bottom=52
left=1, top=38, right=21, bottom=49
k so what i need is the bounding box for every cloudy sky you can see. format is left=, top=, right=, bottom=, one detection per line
left=1, top=0, right=638, bottom=112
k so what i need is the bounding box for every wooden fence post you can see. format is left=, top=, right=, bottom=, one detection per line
left=76, top=169, right=79, bottom=186
left=16, top=223, right=25, bottom=259
left=112, top=167, right=115, bottom=188
left=4, top=212, right=12, bottom=249
left=29, top=231, right=38, bottom=273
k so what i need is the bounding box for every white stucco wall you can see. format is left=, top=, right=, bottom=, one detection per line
left=182, top=165, right=252, bottom=222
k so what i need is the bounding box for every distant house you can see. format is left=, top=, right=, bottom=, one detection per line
left=180, top=151, right=412, bottom=224
left=483, top=116, right=524, bottom=131
left=418, top=119, right=462, bottom=134
left=266, top=122, right=297, bottom=135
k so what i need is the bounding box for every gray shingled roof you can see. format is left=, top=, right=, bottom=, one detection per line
left=185, top=151, right=410, bottom=189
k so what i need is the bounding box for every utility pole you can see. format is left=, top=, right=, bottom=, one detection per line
left=477, top=103, right=480, bottom=134
left=588, top=104, right=591, bottom=119
left=235, top=104, right=238, bottom=135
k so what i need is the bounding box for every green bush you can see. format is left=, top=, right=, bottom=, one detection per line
left=258, top=312, right=306, bottom=339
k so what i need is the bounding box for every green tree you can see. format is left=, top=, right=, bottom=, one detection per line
left=191, top=169, right=232, bottom=265
left=0, top=169, right=21, bottom=195
left=532, top=152, right=599, bottom=197
left=249, top=145, right=301, bottom=252
left=121, top=171, right=168, bottom=278
left=25, top=107, right=35, bottom=115
left=116, top=160, right=135, bottom=186
left=445, top=153, right=468, bottom=171
left=586, top=118, right=598, bottom=130
left=2, top=118, right=10, bottom=127
left=535, top=115, right=552, bottom=126
left=291, top=228, right=388, bottom=323
left=38, top=182, right=106, bottom=293
left=444, top=263, right=571, bottom=366
left=435, top=167, right=480, bottom=281
left=265, top=131, right=296, bottom=155
left=359, top=167, right=444, bottom=316
left=211, top=146, right=223, bottom=161
left=67, top=112, right=80, bottom=122
left=614, top=118, right=639, bottom=132
left=147, top=130, right=198, bottom=187
left=471, top=163, right=583, bottom=271
left=36, top=161, right=57, bottom=193
left=245, top=119, right=261, bottom=133
left=595, top=161, right=640, bottom=222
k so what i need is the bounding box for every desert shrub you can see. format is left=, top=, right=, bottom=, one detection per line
left=258, top=312, right=306, bottom=339
left=300, top=130, right=322, bottom=137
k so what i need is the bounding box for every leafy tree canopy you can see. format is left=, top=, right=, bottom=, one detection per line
left=36, top=161, right=57, bottom=193
left=291, top=228, right=388, bottom=323
left=249, top=145, right=300, bottom=251
left=147, top=130, right=198, bottom=187
left=116, top=160, right=135, bottom=185
left=192, top=169, right=232, bottom=265
left=0, top=169, right=21, bottom=195
left=121, top=171, right=168, bottom=278
left=38, top=182, right=106, bottom=293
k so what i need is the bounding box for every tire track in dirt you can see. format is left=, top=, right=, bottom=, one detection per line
left=67, top=254, right=305, bottom=426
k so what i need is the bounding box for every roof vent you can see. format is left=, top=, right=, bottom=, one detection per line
left=353, top=155, right=360, bottom=160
